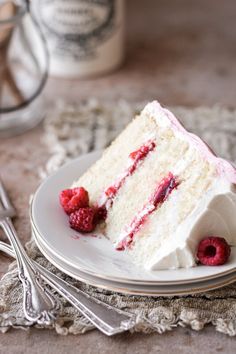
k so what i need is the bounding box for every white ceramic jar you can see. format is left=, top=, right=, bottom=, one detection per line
left=31, top=0, right=125, bottom=78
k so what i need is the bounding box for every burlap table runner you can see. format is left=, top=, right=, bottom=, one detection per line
left=0, top=99, right=236, bottom=336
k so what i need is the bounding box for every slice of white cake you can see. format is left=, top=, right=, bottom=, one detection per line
left=73, top=101, right=236, bottom=270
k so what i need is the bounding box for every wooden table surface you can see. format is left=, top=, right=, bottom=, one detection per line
left=1, top=0, right=236, bottom=353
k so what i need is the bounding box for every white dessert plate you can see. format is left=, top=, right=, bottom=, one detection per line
left=31, top=151, right=236, bottom=285
left=32, top=228, right=236, bottom=296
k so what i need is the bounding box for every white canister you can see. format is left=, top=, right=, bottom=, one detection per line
left=31, top=0, right=125, bottom=78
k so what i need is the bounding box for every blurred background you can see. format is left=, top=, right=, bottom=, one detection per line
left=43, top=0, right=236, bottom=107
left=1, top=0, right=236, bottom=128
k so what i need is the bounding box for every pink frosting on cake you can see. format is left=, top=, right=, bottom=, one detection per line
left=145, top=101, right=236, bottom=184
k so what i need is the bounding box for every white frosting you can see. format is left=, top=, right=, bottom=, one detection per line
left=147, top=180, right=236, bottom=270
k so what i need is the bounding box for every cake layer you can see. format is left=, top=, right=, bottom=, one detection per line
left=73, top=112, right=159, bottom=204
left=116, top=173, right=180, bottom=250
left=73, top=101, right=236, bottom=270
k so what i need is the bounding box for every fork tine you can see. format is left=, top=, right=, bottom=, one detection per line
left=0, top=179, right=16, bottom=217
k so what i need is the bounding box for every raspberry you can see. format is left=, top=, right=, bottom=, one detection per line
left=69, top=207, right=96, bottom=233
left=197, top=236, right=231, bottom=266
left=129, top=141, right=156, bottom=160
left=105, top=186, right=117, bottom=198
left=95, top=206, right=107, bottom=222
left=59, top=187, right=89, bottom=215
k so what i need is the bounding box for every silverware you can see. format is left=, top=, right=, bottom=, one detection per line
left=0, top=241, right=136, bottom=336
left=0, top=180, right=136, bottom=335
left=0, top=180, right=60, bottom=325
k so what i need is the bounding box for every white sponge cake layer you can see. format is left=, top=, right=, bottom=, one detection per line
left=73, top=113, right=158, bottom=204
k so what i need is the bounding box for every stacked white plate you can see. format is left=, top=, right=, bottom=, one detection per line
left=31, top=152, right=236, bottom=296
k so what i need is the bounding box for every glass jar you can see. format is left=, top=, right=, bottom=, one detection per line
left=0, top=0, right=48, bottom=137
left=30, top=0, right=125, bottom=78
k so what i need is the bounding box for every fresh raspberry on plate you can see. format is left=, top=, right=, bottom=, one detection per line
left=69, top=207, right=96, bottom=233
left=59, top=187, right=89, bottom=215
left=197, top=236, right=231, bottom=266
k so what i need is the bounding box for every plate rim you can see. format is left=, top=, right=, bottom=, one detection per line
left=31, top=151, right=236, bottom=285
left=32, top=228, right=236, bottom=297
left=31, top=218, right=236, bottom=285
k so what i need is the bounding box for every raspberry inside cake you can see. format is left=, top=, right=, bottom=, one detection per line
left=72, top=101, right=236, bottom=270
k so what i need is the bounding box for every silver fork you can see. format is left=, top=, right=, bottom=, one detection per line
left=0, top=180, right=60, bottom=325
left=0, top=180, right=136, bottom=335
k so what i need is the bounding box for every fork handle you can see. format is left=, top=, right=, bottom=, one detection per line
left=36, top=264, right=136, bottom=336
left=0, top=240, right=136, bottom=336
left=0, top=218, right=60, bottom=324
